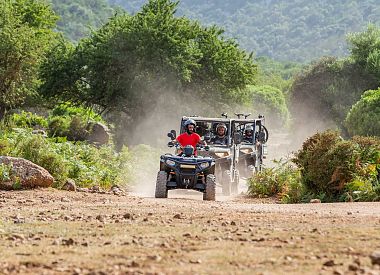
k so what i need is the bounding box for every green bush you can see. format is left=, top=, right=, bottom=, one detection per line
left=51, top=103, right=103, bottom=122
left=345, top=89, right=380, bottom=136
left=47, top=104, right=106, bottom=141
left=293, top=130, right=380, bottom=201
left=248, top=160, right=303, bottom=203
left=0, top=129, right=129, bottom=188
left=8, top=111, right=48, bottom=129
left=48, top=116, right=70, bottom=137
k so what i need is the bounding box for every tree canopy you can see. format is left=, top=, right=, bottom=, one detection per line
left=290, top=25, right=380, bottom=141
left=345, top=89, right=380, bottom=137
left=40, top=0, right=257, bottom=143
left=0, top=0, right=58, bottom=117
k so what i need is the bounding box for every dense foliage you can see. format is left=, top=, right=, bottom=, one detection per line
left=249, top=131, right=380, bottom=202
left=0, top=128, right=129, bottom=188
left=108, top=0, right=380, bottom=62
left=246, top=85, right=289, bottom=128
left=50, top=0, right=113, bottom=41
left=40, top=0, right=257, bottom=144
left=290, top=25, right=380, bottom=142
left=345, top=89, right=380, bottom=136
left=0, top=0, right=58, bottom=118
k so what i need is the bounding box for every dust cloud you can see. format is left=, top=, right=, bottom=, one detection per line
left=125, top=87, right=231, bottom=197
left=125, top=83, right=337, bottom=197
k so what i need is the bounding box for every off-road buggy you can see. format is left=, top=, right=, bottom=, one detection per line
left=232, top=114, right=269, bottom=178
left=155, top=131, right=216, bottom=201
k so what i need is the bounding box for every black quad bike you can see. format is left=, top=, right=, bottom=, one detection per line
left=155, top=131, right=216, bottom=201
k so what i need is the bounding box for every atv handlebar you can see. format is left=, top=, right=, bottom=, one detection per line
left=167, top=142, right=209, bottom=151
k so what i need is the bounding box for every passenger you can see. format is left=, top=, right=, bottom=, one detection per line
left=211, top=123, right=228, bottom=145
left=243, top=125, right=254, bottom=143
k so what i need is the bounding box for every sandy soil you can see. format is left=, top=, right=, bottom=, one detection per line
left=1, top=189, right=380, bottom=275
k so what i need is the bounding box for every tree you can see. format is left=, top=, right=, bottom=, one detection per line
left=40, top=0, right=257, bottom=144
left=345, top=89, right=380, bottom=137
left=247, top=85, right=289, bottom=128
left=0, top=0, right=58, bottom=118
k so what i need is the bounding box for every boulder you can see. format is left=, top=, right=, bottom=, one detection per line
left=0, top=156, right=54, bottom=190
left=87, top=122, right=110, bottom=145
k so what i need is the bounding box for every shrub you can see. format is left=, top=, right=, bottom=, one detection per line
left=345, top=88, right=380, bottom=136
left=8, top=111, right=48, bottom=129
left=293, top=130, right=380, bottom=201
left=0, top=129, right=130, bottom=188
left=51, top=103, right=103, bottom=123
left=48, top=116, right=70, bottom=137
left=248, top=160, right=303, bottom=203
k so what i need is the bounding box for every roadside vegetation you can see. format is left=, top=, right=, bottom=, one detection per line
left=1, top=0, right=379, bottom=196
left=248, top=131, right=380, bottom=203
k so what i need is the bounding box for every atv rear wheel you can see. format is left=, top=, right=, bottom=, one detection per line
left=155, top=171, right=168, bottom=198
left=203, top=174, right=216, bottom=201
left=221, top=170, right=231, bottom=196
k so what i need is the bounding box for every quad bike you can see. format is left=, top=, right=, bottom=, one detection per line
left=178, top=116, right=238, bottom=196
left=155, top=131, right=216, bottom=201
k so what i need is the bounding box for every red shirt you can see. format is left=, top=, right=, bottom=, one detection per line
left=177, top=132, right=201, bottom=154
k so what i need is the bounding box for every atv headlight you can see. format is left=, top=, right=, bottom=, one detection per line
left=199, top=162, right=209, bottom=169
left=166, top=159, right=176, bottom=166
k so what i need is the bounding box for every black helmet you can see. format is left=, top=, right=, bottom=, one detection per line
left=184, top=119, right=196, bottom=129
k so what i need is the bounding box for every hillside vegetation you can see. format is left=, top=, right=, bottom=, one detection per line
left=108, top=0, right=380, bottom=62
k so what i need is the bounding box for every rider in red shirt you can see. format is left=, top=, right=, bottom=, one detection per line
left=174, top=119, right=205, bottom=155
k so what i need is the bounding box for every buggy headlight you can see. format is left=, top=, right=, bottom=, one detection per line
left=200, top=162, right=209, bottom=169
left=166, top=159, right=176, bottom=166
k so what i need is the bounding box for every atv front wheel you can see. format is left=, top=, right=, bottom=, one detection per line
left=203, top=174, right=216, bottom=201
left=155, top=171, right=168, bottom=198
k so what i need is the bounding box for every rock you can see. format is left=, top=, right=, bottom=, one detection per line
left=31, top=130, right=47, bottom=138
left=77, top=187, right=89, bottom=193
left=310, top=199, right=321, bottom=203
left=173, top=214, right=181, bottom=219
left=96, top=215, right=105, bottom=223
left=370, top=251, right=380, bottom=265
left=123, top=213, right=132, bottom=220
left=90, top=185, right=101, bottom=193
left=87, top=122, right=110, bottom=145
left=0, top=156, right=54, bottom=190
left=348, top=264, right=359, bottom=271
left=323, top=260, right=336, bottom=267
left=61, top=197, right=70, bottom=203
left=63, top=179, right=76, bottom=191
left=110, top=185, right=122, bottom=195
left=61, top=238, right=75, bottom=246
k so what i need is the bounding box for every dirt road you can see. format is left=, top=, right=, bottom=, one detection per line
left=1, top=189, right=380, bottom=274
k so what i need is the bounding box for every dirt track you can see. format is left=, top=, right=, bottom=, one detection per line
left=1, top=189, right=380, bottom=275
